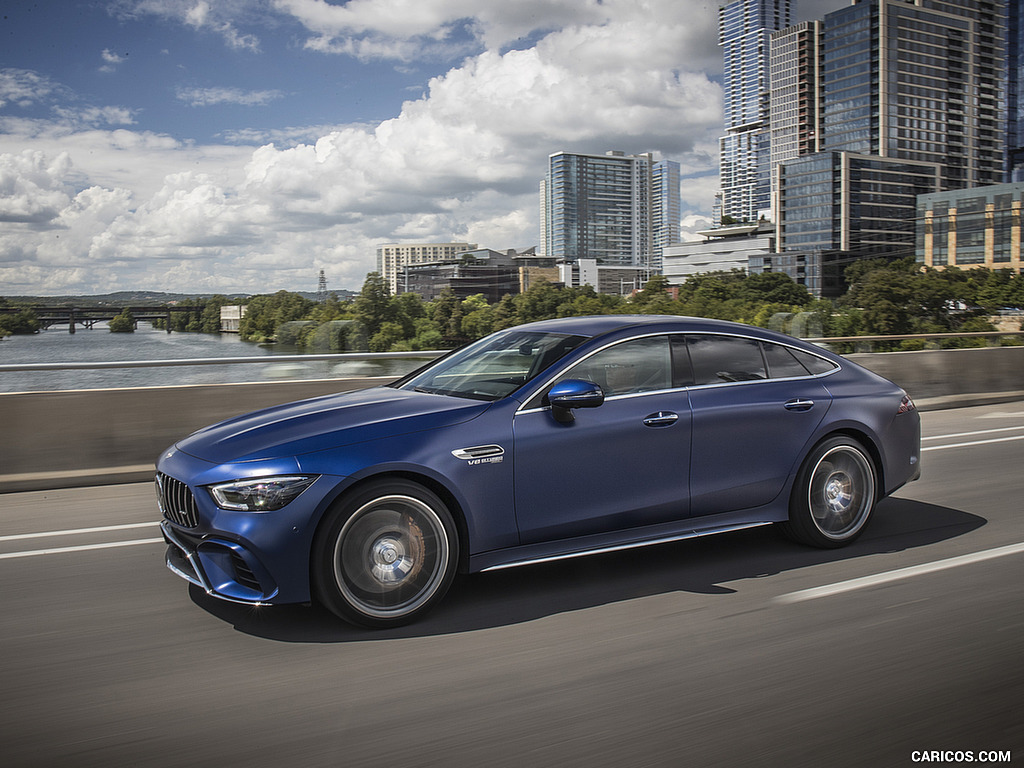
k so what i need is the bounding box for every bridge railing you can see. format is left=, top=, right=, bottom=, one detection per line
left=0, top=350, right=446, bottom=374
left=0, top=331, right=1021, bottom=379
left=0, top=331, right=1019, bottom=387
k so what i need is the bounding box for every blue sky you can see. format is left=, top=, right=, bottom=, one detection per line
left=0, top=0, right=832, bottom=296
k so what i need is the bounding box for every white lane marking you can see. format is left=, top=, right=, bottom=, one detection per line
left=923, top=425, right=1024, bottom=441
left=0, top=538, right=165, bottom=560
left=923, top=434, right=1024, bottom=452
left=775, top=543, right=1024, bottom=604
left=0, top=522, right=160, bottom=542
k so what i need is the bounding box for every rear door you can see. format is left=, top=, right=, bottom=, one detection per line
left=683, top=334, right=834, bottom=516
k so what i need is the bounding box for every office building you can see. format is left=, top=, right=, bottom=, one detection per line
left=717, top=0, right=792, bottom=223
left=1009, top=0, right=1024, bottom=180
left=768, top=20, right=823, bottom=219
left=541, top=150, right=680, bottom=285
left=775, top=0, right=1007, bottom=271
left=663, top=223, right=775, bottom=283
left=652, top=159, right=681, bottom=271
left=376, top=242, right=477, bottom=294
left=778, top=152, right=941, bottom=255
left=917, top=182, right=1024, bottom=272
left=820, top=0, right=1005, bottom=188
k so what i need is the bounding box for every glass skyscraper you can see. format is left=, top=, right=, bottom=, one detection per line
left=821, top=0, right=1006, bottom=189
left=776, top=0, right=1008, bottom=267
left=652, top=159, right=681, bottom=271
left=717, top=0, right=792, bottom=223
left=542, top=151, right=680, bottom=271
left=1008, top=0, right=1024, bottom=180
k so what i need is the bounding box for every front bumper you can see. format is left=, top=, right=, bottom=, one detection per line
left=156, top=448, right=344, bottom=606
left=162, top=520, right=277, bottom=605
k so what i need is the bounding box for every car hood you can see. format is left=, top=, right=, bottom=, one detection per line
left=175, top=386, right=490, bottom=463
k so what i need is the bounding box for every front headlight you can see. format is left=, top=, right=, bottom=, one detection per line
left=207, top=475, right=318, bottom=511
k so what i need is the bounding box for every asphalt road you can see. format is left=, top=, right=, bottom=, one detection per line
left=2, top=402, right=1022, bottom=768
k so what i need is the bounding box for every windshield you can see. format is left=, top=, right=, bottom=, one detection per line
left=392, top=330, right=587, bottom=401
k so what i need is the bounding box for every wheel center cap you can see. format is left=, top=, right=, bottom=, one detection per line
left=825, top=474, right=849, bottom=507
left=374, top=539, right=400, bottom=565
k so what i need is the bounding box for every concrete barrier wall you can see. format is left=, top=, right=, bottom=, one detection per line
left=3, top=347, right=1023, bottom=492
left=0, top=377, right=387, bottom=492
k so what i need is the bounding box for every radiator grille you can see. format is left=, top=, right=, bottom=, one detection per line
left=156, top=472, right=200, bottom=528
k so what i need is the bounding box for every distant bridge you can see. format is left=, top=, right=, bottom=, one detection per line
left=0, top=306, right=202, bottom=333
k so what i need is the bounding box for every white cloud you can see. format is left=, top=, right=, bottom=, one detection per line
left=99, top=49, right=127, bottom=73
left=2, top=0, right=724, bottom=295
left=0, top=150, right=74, bottom=223
left=115, top=0, right=263, bottom=51
left=0, top=69, right=65, bottom=109
left=175, top=86, right=285, bottom=107
left=274, top=0, right=611, bottom=59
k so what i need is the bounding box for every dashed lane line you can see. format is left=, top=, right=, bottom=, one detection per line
left=775, top=543, right=1024, bottom=604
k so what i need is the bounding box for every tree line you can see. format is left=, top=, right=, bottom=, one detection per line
left=231, top=259, right=1024, bottom=353
left=2, top=259, right=1022, bottom=347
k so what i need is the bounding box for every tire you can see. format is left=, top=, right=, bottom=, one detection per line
left=783, top=436, right=877, bottom=548
left=312, top=479, right=459, bottom=628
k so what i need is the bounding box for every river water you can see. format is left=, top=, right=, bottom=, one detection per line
left=0, top=323, right=421, bottom=393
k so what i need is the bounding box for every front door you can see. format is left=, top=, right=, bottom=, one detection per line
left=512, top=335, right=692, bottom=544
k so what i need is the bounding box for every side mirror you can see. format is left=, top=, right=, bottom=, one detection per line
left=547, top=379, right=604, bottom=423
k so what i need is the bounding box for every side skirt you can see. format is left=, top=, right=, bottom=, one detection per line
left=469, top=507, right=786, bottom=573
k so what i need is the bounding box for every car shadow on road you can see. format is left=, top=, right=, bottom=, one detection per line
left=189, top=497, right=984, bottom=643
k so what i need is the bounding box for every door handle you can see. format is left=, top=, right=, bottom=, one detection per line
left=784, top=398, right=814, bottom=412
left=643, top=411, right=679, bottom=427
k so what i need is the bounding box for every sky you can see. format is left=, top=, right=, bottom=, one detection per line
left=0, top=0, right=836, bottom=296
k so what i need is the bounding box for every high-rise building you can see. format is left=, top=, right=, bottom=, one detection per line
left=775, top=0, right=1008, bottom=274
left=1008, top=0, right=1024, bottom=180
left=652, top=159, right=681, bottom=271
left=820, top=0, right=1006, bottom=189
left=541, top=150, right=678, bottom=275
left=768, top=19, right=823, bottom=218
left=717, top=0, right=792, bottom=223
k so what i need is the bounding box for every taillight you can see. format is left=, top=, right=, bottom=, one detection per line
left=897, top=394, right=916, bottom=414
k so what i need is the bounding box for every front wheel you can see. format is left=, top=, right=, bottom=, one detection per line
left=783, top=436, right=877, bottom=548
left=312, top=480, right=459, bottom=628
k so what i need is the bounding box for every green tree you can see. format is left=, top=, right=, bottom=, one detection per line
left=239, top=291, right=316, bottom=342
left=369, top=321, right=408, bottom=352
left=737, top=271, right=812, bottom=307
left=513, top=279, right=567, bottom=324
left=460, top=295, right=497, bottom=339
left=108, top=309, right=135, bottom=333
left=631, top=274, right=673, bottom=313
left=351, top=272, right=393, bottom=338
left=0, top=308, right=41, bottom=335
left=429, top=289, right=463, bottom=342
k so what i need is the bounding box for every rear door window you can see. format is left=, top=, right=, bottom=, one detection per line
left=686, top=335, right=766, bottom=385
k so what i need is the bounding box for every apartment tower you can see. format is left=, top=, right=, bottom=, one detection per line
left=776, top=0, right=1008, bottom=263
left=541, top=150, right=680, bottom=272
left=717, top=0, right=792, bottom=224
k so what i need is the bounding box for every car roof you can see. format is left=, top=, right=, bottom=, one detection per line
left=515, top=314, right=773, bottom=339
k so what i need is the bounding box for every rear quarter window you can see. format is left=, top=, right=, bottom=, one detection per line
left=763, top=342, right=812, bottom=378
left=790, top=347, right=839, bottom=375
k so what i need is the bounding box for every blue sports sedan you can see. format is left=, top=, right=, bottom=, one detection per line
left=157, top=315, right=921, bottom=627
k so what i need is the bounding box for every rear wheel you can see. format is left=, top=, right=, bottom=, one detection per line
left=312, top=479, right=458, bottom=628
left=783, top=436, right=877, bottom=548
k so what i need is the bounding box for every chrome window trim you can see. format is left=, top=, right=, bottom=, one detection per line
left=516, top=331, right=677, bottom=414
left=515, top=330, right=841, bottom=415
